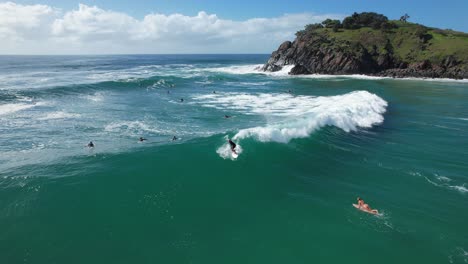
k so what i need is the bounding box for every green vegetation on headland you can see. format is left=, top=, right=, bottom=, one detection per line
left=263, top=12, right=468, bottom=79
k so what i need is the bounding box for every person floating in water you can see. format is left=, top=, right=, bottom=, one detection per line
left=180, top=98, right=184, bottom=102
left=213, top=91, right=216, bottom=94
left=172, top=136, right=178, bottom=141
left=228, top=138, right=237, bottom=154
left=139, top=137, right=147, bottom=142
left=357, top=197, right=379, bottom=214
left=87, top=141, right=94, bottom=148
left=224, top=115, right=231, bottom=119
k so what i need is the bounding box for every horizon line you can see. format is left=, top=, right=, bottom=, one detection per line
left=0, top=53, right=271, bottom=56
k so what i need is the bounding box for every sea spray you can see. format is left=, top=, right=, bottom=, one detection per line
left=216, top=135, right=243, bottom=160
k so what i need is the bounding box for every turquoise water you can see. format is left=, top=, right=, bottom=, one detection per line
left=0, top=55, right=467, bottom=263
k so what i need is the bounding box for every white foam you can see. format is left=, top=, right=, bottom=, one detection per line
left=424, top=176, right=468, bottom=194
left=216, top=136, right=243, bottom=160
left=303, top=74, right=389, bottom=80
left=208, top=64, right=468, bottom=82
left=39, top=111, right=81, bottom=120
left=105, top=121, right=164, bottom=135
left=82, top=92, right=105, bottom=102
left=194, top=90, right=387, bottom=143
left=209, top=64, right=295, bottom=76
left=449, top=247, right=468, bottom=263
left=435, top=175, right=452, bottom=182
left=0, top=103, right=37, bottom=116
left=86, top=64, right=201, bottom=82
left=208, top=64, right=264, bottom=75
left=449, top=185, right=468, bottom=193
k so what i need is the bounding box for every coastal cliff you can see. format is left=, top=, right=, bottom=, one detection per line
left=263, top=13, right=468, bottom=79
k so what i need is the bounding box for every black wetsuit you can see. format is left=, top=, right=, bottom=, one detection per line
left=228, top=139, right=236, bottom=150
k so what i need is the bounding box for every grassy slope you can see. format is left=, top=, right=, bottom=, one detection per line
left=312, top=21, right=468, bottom=65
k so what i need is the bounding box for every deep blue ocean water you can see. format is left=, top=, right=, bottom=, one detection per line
left=0, top=55, right=467, bottom=263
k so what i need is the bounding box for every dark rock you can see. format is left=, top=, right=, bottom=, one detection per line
left=442, top=55, right=459, bottom=68
left=290, top=64, right=311, bottom=75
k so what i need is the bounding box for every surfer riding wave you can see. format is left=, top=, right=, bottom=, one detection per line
left=228, top=139, right=237, bottom=154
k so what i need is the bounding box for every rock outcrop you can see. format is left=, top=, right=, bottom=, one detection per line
left=262, top=26, right=468, bottom=79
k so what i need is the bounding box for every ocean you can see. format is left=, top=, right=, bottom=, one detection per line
left=0, top=54, right=467, bottom=263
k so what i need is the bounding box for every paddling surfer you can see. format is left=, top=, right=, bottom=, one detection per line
left=357, top=197, right=379, bottom=214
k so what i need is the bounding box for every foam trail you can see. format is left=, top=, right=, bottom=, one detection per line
left=39, top=111, right=81, bottom=120
left=449, top=185, right=468, bottom=193
left=0, top=103, right=38, bottom=116
left=424, top=175, right=468, bottom=194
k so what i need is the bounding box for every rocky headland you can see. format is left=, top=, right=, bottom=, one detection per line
left=263, top=12, right=468, bottom=79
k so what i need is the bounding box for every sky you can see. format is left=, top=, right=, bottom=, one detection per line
left=1, top=0, right=467, bottom=54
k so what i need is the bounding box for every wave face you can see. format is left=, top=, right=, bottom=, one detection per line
left=193, top=91, right=387, bottom=143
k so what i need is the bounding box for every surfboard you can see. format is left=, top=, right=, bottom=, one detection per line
left=353, top=204, right=378, bottom=215
left=231, top=150, right=239, bottom=159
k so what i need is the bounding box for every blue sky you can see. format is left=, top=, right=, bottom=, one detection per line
left=13, top=0, right=468, bottom=31
left=1, top=1, right=467, bottom=54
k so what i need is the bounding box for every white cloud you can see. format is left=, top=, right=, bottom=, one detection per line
left=0, top=2, right=343, bottom=54
left=0, top=2, right=55, bottom=41
left=52, top=4, right=137, bottom=41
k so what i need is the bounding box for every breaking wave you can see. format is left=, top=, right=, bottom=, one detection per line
left=194, top=90, right=387, bottom=143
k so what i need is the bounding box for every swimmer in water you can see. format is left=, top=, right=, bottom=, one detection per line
left=224, top=115, right=231, bottom=118
left=180, top=98, right=184, bottom=102
left=139, top=137, right=147, bottom=142
left=172, top=136, right=178, bottom=141
left=87, top=141, right=94, bottom=148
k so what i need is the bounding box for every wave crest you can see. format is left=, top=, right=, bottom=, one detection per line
left=194, top=90, right=387, bottom=143
left=236, top=91, right=386, bottom=142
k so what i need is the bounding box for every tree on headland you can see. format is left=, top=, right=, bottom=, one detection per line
left=400, top=13, right=410, bottom=23
left=305, top=23, right=324, bottom=31
left=342, top=12, right=389, bottom=29
left=296, top=23, right=323, bottom=36
left=296, top=12, right=400, bottom=36
left=321, top=19, right=342, bottom=29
